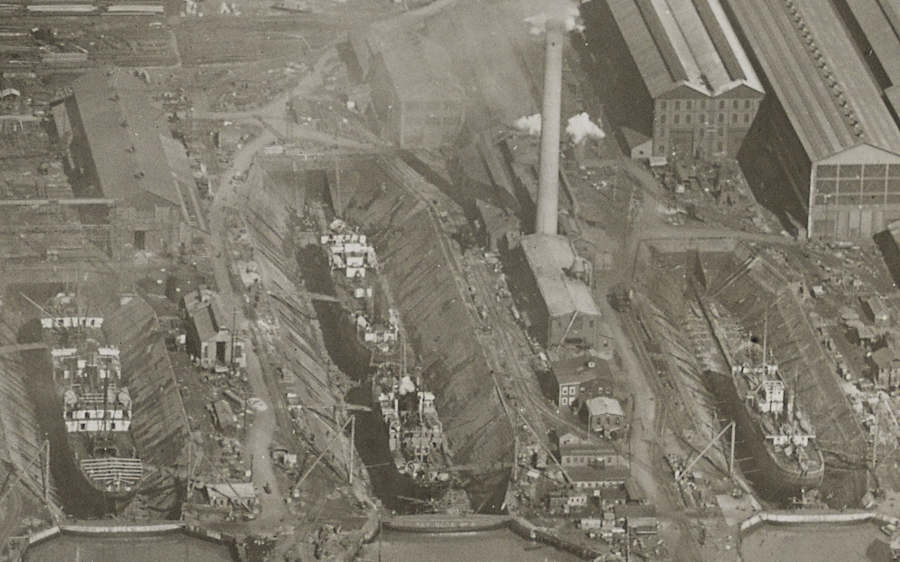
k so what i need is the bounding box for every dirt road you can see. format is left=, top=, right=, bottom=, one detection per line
left=207, top=129, right=287, bottom=526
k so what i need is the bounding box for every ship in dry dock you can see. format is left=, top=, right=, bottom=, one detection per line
left=374, top=362, right=451, bottom=484
left=320, top=220, right=452, bottom=485
left=41, top=293, right=142, bottom=509
left=708, top=326, right=825, bottom=497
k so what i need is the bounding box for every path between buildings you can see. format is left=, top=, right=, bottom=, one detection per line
left=208, top=128, right=288, bottom=526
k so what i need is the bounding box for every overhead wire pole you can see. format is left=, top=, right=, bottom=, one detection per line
left=292, top=414, right=354, bottom=497
left=677, top=421, right=736, bottom=480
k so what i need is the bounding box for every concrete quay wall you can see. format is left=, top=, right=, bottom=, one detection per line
left=739, top=510, right=899, bottom=535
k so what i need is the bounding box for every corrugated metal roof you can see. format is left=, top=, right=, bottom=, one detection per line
left=70, top=69, right=180, bottom=210
left=606, top=0, right=762, bottom=98
left=842, top=0, right=900, bottom=83
left=725, top=0, right=900, bottom=162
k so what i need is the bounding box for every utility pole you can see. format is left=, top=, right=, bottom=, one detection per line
left=230, top=306, right=237, bottom=376
left=348, top=415, right=355, bottom=485
left=729, top=421, right=736, bottom=475
left=42, top=440, right=50, bottom=506
left=186, top=440, right=192, bottom=501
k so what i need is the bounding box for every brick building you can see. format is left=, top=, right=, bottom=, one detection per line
left=595, top=0, right=764, bottom=160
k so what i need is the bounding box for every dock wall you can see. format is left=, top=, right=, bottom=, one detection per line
left=343, top=156, right=515, bottom=467
left=739, top=510, right=899, bottom=535
left=0, top=317, right=60, bottom=515
left=25, top=522, right=242, bottom=561
left=102, top=296, right=190, bottom=469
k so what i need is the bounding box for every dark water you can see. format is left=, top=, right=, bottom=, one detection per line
left=18, top=317, right=110, bottom=518
left=295, top=245, right=444, bottom=513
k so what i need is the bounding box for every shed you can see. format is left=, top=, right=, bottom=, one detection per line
left=724, top=0, right=900, bottom=241
left=567, top=466, right=629, bottom=494
left=862, top=296, right=891, bottom=328
left=559, top=440, right=620, bottom=468
left=615, top=504, right=658, bottom=534
left=183, top=289, right=245, bottom=371
left=358, top=25, right=465, bottom=149
left=581, top=396, right=625, bottom=437
left=872, top=346, right=900, bottom=390
left=57, top=69, right=200, bottom=258
left=621, top=127, right=652, bottom=160
left=206, top=482, right=258, bottom=510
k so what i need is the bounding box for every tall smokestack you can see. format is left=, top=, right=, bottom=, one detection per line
left=536, top=22, right=564, bottom=236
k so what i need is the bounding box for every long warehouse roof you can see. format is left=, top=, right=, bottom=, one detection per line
left=605, top=0, right=763, bottom=98
left=70, top=69, right=182, bottom=210
left=724, top=0, right=900, bottom=162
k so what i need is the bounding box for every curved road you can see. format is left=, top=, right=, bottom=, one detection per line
left=208, top=128, right=288, bottom=526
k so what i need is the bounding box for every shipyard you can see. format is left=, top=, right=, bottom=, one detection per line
left=5, top=0, right=900, bottom=561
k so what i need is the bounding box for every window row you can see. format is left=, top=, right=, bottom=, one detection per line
left=814, top=193, right=900, bottom=205
left=660, top=112, right=752, bottom=125
left=659, top=99, right=754, bottom=111
left=816, top=177, right=900, bottom=194
left=817, top=163, right=900, bottom=180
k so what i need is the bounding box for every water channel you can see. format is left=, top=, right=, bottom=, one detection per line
left=13, top=284, right=110, bottom=519
left=295, top=243, right=510, bottom=514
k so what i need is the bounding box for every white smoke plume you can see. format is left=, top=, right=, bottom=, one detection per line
left=525, top=0, right=584, bottom=35
left=566, top=112, right=605, bottom=144
left=515, top=113, right=542, bottom=136
left=398, top=375, right=416, bottom=395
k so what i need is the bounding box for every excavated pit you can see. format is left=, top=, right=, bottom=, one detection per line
left=10, top=283, right=189, bottom=518
left=245, top=153, right=514, bottom=512
left=634, top=244, right=868, bottom=508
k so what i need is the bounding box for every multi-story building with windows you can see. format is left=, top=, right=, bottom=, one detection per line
left=594, top=0, right=764, bottom=160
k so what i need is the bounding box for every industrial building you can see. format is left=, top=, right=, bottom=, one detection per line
left=829, top=0, right=900, bottom=114
left=545, top=354, right=612, bottom=408
left=348, top=24, right=465, bottom=149
left=511, top=234, right=602, bottom=350
left=53, top=68, right=199, bottom=259
left=183, top=289, right=245, bottom=372
left=596, top=0, right=764, bottom=160
left=724, top=0, right=900, bottom=241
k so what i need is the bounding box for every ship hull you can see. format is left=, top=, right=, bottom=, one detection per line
left=704, top=371, right=824, bottom=500
left=67, top=431, right=142, bottom=507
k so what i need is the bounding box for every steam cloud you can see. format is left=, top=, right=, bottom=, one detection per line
left=525, top=0, right=585, bottom=35
left=514, top=113, right=542, bottom=136
left=566, top=112, right=605, bottom=144
left=398, top=375, right=416, bottom=395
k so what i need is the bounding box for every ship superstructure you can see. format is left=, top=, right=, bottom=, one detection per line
left=732, top=347, right=824, bottom=483
left=42, top=294, right=143, bottom=498
left=375, top=363, right=450, bottom=484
